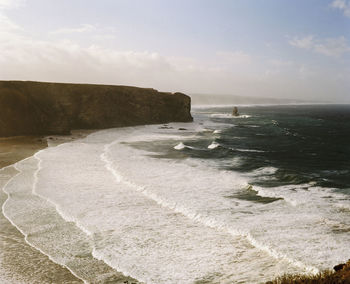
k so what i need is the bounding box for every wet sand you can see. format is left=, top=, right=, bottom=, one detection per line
left=0, top=136, right=47, bottom=169
left=0, top=135, right=82, bottom=283
left=0, top=132, right=141, bottom=284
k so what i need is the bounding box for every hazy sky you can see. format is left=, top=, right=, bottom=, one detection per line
left=0, top=0, right=349, bottom=101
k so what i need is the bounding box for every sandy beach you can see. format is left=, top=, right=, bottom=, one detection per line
left=0, top=135, right=83, bottom=283
left=0, top=132, right=141, bottom=284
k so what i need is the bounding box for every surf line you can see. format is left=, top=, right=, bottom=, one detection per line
left=33, top=142, right=142, bottom=284
left=101, top=139, right=319, bottom=275
left=1, top=156, right=88, bottom=284
left=2, top=138, right=107, bottom=284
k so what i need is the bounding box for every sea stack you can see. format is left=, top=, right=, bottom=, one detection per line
left=0, top=81, right=193, bottom=137
left=232, top=106, right=239, bottom=116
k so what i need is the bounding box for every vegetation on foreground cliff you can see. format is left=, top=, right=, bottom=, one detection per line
left=267, top=260, right=350, bottom=284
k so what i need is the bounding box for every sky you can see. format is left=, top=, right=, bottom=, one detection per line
left=0, top=0, right=349, bottom=102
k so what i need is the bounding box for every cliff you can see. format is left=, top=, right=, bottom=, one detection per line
left=0, top=81, right=192, bottom=137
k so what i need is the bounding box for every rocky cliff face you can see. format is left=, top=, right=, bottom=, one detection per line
left=0, top=81, right=192, bottom=137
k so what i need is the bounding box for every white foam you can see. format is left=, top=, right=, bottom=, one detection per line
left=174, top=142, right=191, bottom=150
left=3, top=122, right=350, bottom=283
left=8, top=124, right=306, bottom=283
left=208, top=141, right=220, bottom=149
left=232, top=148, right=265, bottom=153
left=2, top=157, right=89, bottom=284
left=210, top=113, right=252, bottom=119
left=99, top=126, right=349, bottom=273
left=2, top=146, right=133, bottom=283
left=247, top=167, right=278, bottom=176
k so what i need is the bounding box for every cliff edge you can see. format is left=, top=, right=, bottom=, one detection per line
left=0, top=81, right=192, bottom=137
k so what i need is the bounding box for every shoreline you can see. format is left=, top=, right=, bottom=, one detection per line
left=1, top=125, right=348, bottom=283
left=0, top=135, right=82, bottom=283
left=0, top=130, right=141, bottom=284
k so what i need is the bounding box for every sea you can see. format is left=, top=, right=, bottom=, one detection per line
left=1, top=104, right=350, bottom=284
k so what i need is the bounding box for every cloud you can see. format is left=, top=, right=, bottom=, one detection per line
left=314, top=36, right=350, bottom=56
left=289, top=35, right=314, bottom=50
left=0, top=5, right=349, bottom=102
left=298, top=65, right=315, bottom=79
left=0, top=13, right=22, bottom=32
left=216, top=51, right=253, bottom=65
left=0, top=0, right=25, bottom=34
left=51, top=24, right=97, bottom=35
left=269, top=59, right=294, bottom=67
left=0, top=0, right=25, bottom=10
left=1, top=25, right=348, bottom=101
left=331, top=0, right=350, bottom=17
left=49, top=24, right=117, bottom=44
left=0, top=30, right=196, bottom=91
left=289, top=35, right=350, bottom=57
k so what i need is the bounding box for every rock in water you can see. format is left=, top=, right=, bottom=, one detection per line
left=232, top=106, right=239, bottom=116
left=0, top=81, right=193, bottom=137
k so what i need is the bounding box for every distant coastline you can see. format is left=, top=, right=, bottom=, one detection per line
left=192, top=102, right=350, bottom=109
left=189, top=93, right=333, bottom=106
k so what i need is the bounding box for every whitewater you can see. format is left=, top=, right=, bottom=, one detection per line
left=2, top=105, right=350, bottom=283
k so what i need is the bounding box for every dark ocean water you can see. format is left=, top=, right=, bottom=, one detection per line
left=180, top=105, right=350, bottom=193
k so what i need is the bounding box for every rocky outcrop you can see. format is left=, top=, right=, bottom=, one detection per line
left=267, top=260, right=350, bottom=284
left=232, top=106, right=239, bottom=116
left=0, top=81, right=192, bottom=137
left=332, top=260, right=350, bottom=283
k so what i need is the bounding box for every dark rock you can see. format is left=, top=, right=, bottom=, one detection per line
left=178, top=128, right=187, bottom=130
left=0, top=81, right=193, bottom=137
left=334, top=263, right=346, bottom=271
left=232, top=106, right=239, bottom=116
